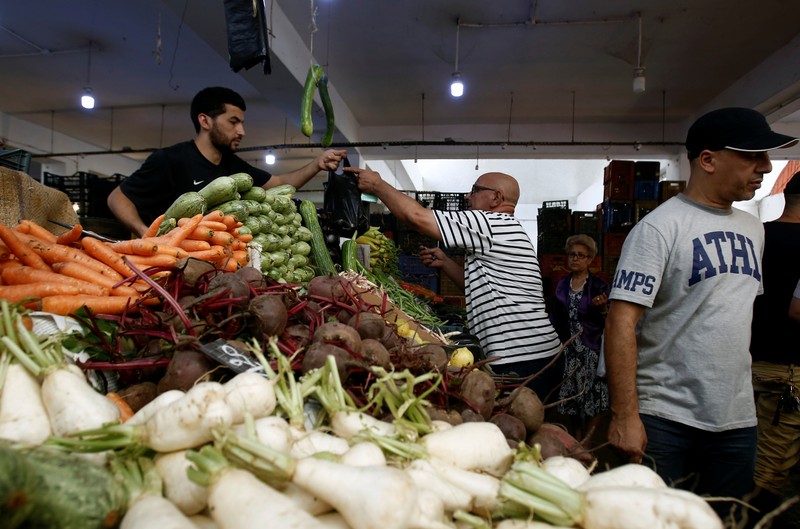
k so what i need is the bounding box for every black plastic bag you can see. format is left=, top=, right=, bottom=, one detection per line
left=223, top=0, right=271, bottom=74
left=323, top=158, right=369, bottom=236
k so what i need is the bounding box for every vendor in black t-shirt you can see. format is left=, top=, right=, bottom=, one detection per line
left=107, top=86, right=346, bottom=237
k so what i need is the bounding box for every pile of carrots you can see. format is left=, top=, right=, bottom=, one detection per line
left=0, top=211, right=253, bottom=316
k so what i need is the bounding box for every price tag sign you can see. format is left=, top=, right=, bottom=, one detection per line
left=199, top=339, right=265, bottom=375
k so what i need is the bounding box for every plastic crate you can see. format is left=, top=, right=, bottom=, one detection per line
left=399, top=255, right=432, bottom=275
left=0, top=149, right=32, bottom=173
left=433, top=193, right=467, bottom=211
left=541, top=200, right=569, bottom=209
left=415, top=192, right=438, bottom=209
left=43, top=172, right=90, bottom=215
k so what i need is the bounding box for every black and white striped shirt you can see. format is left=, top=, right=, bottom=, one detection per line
left=434, top=210, right=562, bottom=364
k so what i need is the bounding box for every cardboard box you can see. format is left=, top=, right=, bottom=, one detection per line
left=354, top=284, right=445, bottom=345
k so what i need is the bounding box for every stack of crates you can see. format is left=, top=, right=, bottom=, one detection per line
left=42, top=171, right=123, bottom=220
left=396, top=191, right=467, bottom=255
left=537, top=200, right=572, bottom=296
left=398, top=255, right=439, bottom=295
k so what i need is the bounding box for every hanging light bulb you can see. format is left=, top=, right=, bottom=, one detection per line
left=450, top=72, right=464, bottom=98
left=449, top=21, right=464, bottom=98
left=80, top=40, right=97, bottom=109
left=265, top=150, right=276, bottom=165
left=81, top=88, right=95, bottom=109
left=633, top=67, right=646, bottom=94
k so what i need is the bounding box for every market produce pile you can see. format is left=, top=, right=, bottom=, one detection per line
left=0, top=174, right=728, bottom=528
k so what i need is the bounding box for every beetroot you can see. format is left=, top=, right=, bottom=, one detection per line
left=157, top=349, right=218, bottom=393
left=490, top=413, right=527, bottom=443
left=312, top=321, right=362, bottom=353
left=358, top=338, right=391, bottom=369
left=248, top=294, right=289, bottom=337
left=348, top=311, right=387, bottom=340
left=459, top=369, right=496, bottom=420
left=302, top=342, right=352, bottom=379
left=529, top=423, right=595, bottom=465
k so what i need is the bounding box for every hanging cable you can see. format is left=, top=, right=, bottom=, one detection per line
left=507, top=92, right=514, bottom=143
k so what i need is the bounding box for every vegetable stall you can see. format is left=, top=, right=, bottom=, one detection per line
left=0, top=174, right=728, bottom=528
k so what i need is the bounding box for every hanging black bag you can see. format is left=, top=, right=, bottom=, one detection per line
left=223, top=0, right=272, bottom=74
left=323, top=157, right=369, bottom=236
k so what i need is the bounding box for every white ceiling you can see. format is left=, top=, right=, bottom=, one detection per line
left=1, top=0, right=800, bottom=204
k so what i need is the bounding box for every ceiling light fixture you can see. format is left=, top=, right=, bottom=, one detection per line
left=450, top=20, right=464, bottom=98
left=80, top=40, right=96, bottom=109
left=633, top=13, right=645, bottom=94
left=265, top=150, right=276, bottom=165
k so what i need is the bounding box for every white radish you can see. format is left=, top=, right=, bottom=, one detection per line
left=316, top=512, right=353, bottom=529
left=291, top=457, right=452, bottom=529
left=42, top=367, right=120, bottom=436
left=421, top=422, right=514, bottom=477
left=541, top=456, right=591, bottom=488
left=428, top=457, right=500, bottom=515
left=581, top=486, right=722, bottom=529
left=282, top=481, right=334, bottom=516
left=155, top=450, right=209, bottom=515
left=577, top=463, right=667, bottom=491
left=430, top=420, right=454, bottom=432
left=329, top=410, right=396, bottom=440
left=289, top=428, right=350, bottom=458
left=142, top=382, right=233, bottom=452
left=205, top=467, right=329, bottom=529
left=127, top=389, right=185, bottom=426
left=406, top=458, right=474, bottom=513
left=223, top=372, right=276, bottom=423
left=494, top=521, right=572, bottom=529
left=0, top=361, right=52, bottom=444
left=188, top=514, right=218, bottom=529
left=339, top=441, right=386, bottom=467
left=120, top=494, right=199, bottom=529
left=232, top=415, right=292, bottom=454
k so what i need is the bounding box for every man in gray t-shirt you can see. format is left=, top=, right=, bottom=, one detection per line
left=605, top=107, right=797, bottom=517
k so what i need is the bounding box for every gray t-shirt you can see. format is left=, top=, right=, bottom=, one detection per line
left=434, top=210, right=562, bottom=364
left=609, top=194, right=763, bottom=431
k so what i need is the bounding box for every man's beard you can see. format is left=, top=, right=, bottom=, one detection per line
left=209, top=125, right=236, bottom=154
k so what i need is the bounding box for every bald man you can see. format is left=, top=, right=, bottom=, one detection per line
left=350, top=168, right=562, bottom=398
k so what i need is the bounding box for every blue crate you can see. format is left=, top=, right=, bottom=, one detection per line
left=634, top=180, right=661, bottom=201
left=602, top=200, right=634, bottom=232
left=401, top=272, right=440, bottom=294
left=399, top=255, right=432, bottom=275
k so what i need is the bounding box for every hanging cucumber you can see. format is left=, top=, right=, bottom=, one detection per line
left=318, top=73, right=335, bottom=147
left=300, top=64, right=324, bottom=138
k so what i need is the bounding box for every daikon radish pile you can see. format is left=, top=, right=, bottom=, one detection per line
left=0, top=354, right=52, bottom=445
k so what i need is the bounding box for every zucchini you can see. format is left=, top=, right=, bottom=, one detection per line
left=298, top=200, right=337, bottom=276
left=341, top=238, right=359, bottom=272
left=241, top=186, right=267, bottom=202
left=20, top=447, right=128, bottom=529
left=318, top=73, right=335, bottom=147
left=300, top=64, right=324, bottom=138
left=228, top=172, right=254, bottom=193
left=217, top=200, right=250, bottom=222
left=0, top=442, right=35, bottom=529
left=158, top=191, right=206, bottom=235
left=265, top=184, right=297, bottom=197
left=197, top=176, right=239, bottom=207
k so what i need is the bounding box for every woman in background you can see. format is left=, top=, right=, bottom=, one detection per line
left=549, top=234, right=610, bottom=441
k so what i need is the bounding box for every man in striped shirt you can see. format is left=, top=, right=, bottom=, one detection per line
left=350, top=167, right=563, bottom=398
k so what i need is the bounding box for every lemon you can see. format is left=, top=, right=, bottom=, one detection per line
left=448, top=347, right=474, bottom=367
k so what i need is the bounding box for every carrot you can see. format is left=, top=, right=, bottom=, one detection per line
left=209, top=231, right=235, bottom=247
left=216, top=257, right=241, bottom=272
left=32, top=294, right=140, bottom=316
left=0, top=224, right=52, bottom=271
left=0, top=242, right=12, bottom=260
left=18, top=220, right=58, bottom=243
left=186, top=226, right=215, bottom=241
left=187, top=246, right=226, bottom=261
left=80, top=237, right=136, bottom=279
left=50, top=261, right=140, bottom=298
left=155, top=245, right=189, bottom=259
left=12, top=222, right=30, bottom=234
left=21, top=235, right=124, bottom=280
left=106, top=391, right=135, bottom=423
left=2, top=265, right=109, bottom=296
left=203, top=210, right=226, bottom=222
left=108, top=238, right=159, bottom=256
left=55, top=224, right=83, bottom=246
left=0, top=282, right=82, bottom=302
left=0, top=260, right=23, bottom=272
left=143, top=214, right=167, bottom=238
left=220, top=215, right=238, bottom=230
left=151, top=214, right=204, bottom=247
left=232, top=250, right=249, bottom=267
left=179, top=239, right=212, bottom=252
left=200, top=220, right=229, bottom=232
left=124, top=253, right=180, bottom=267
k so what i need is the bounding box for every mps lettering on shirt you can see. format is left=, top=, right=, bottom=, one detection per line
left=612, top=229, right=762, bottom=294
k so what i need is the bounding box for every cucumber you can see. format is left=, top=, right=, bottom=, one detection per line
left=228, top=172, right=254, bottom=193
left=198, top=176, right=240, bottom=207
left=318, top=73, right=335, bottom=147
left=298, top=200, right=337, bottom=276
left=300, top=64, right=324, bottom=137
left=341, top=238, right=359, bottom=272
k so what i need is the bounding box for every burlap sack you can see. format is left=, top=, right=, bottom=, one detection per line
left=0, top=167, right=79, bottom=235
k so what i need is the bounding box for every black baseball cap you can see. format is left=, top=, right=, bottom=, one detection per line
left=685, top=107, right=798, bottom=160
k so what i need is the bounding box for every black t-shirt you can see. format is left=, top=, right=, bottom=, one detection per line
left=750, top=220, right=800, bottom=363
left=119, top=140, right=271, bottom=224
